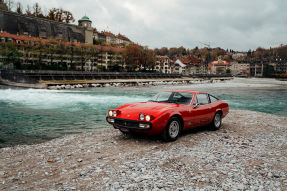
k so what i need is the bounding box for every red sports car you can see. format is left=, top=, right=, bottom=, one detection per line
left=106, top=90, right=229, bottom=141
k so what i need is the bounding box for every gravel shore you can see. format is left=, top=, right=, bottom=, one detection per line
left=0, top=110, right=286, bottom=191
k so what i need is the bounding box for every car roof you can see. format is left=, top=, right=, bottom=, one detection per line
left=164, top=90, right=206, bottom=94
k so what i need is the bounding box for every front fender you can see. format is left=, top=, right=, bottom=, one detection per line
left=147, top=112, right=172, bottom=135
left=168, top=111, right=182, bottom=120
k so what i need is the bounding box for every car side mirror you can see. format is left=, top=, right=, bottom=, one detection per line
left=193, top=103, right=200, bottom=108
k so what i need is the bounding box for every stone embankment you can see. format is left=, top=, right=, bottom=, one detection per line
left=47, top=78, right=227, bottom=90
left=0, top=110, right=286, bottom=190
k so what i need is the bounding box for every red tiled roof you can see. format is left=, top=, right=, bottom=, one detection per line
left=117, top=33, right=130, bottom=41
left=0, top=32, right=38, bottom=42
left=100, top=31, right=116, bottom=38
left=0, top=31, right=82, bottom=47
left=96, top=45, right=123, bottom=52
left=0, top=31, right=125, bottom=52
left=210, top=60, right=229, bottom=66
left=156, top=56, right=169, bottom=62
left=180, top=56, right=200, bottom=66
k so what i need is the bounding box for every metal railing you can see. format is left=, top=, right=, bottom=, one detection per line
left=10, top=70, right=183, bottom=81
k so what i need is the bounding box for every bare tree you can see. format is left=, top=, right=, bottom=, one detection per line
left=5, top=0, right=14, bottom=11
left=26, top=5, right=32, bottom=16
left=15, top=2, right=22, bottom=14
left=32, top=2, right=42, bottom=17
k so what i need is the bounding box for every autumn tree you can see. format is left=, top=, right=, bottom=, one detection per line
left=146, top=49, right=156, bottom=70
left=263, top=64, right=275, bottom=77
left=86, top=45, right=100, bottom=71
left=253, top=47, right=264, bottom=61
left=74, top=44, right=92, bottom=71
left=22, top=46, right=32, bottom=66
left=223, top=55, right=231, bottom=62
left=123, top=44, right=142, bottom=71
left=0, top=42, right=22, bottom=69
left=56, top=41, right=67, bottom=68
left=178, top=46, right=187, bottom=55
left=45, top=39, right=58, bottom=66
left=33, top=41, right=45, bottom=68
left=191, top=46, right=199, bottom=57
left=63, top=10, right=75, bottom=23
left=46, top=8, right=75, bottom=23
left=141, top=46, right=148, bottom=70
left=55, top=8, right=64, bottom=22
left=168, top=47, right=179, bottom=59
left=154, top=48, right=160, bottom=55
left=0, top=0, right=8, bottom=10
left=67, top=44, right=76, bottom=70
left=276, top=45, right=287, bottom=60
left=159, top=47, right=168, bottom=56
left=46, top=8, right=57, bottom=20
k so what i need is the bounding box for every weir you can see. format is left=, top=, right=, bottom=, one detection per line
left=0, top=70, right=233, bottom=89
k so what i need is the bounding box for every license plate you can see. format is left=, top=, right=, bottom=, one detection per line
left=120, top=128, right=129, bottom=133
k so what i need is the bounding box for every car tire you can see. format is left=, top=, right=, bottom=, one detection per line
left=161, top=117, right=182, bottom=142
left=211, top=112, right=222, bottom=130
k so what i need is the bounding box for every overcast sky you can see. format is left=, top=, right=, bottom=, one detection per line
left=18, top=0, right=287, bottom=51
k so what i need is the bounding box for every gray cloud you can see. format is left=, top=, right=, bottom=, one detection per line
left=19, top=0, right=287, bottom=51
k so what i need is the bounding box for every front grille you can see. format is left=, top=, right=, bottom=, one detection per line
left=114, top=118, right=139, bottom=128
left=106, top=116, right=152, bottom=130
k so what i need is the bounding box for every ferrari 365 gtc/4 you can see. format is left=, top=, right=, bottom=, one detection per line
left=106, top=90, right=229, bottom=141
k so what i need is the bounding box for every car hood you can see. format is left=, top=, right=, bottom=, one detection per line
left=116, top=102, right=177, bottom=120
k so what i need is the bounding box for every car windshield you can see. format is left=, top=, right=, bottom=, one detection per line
left=149, top=91, right=194, bottom=105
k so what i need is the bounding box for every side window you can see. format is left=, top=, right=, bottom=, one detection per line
left=173, top=92, right=182, bottom=99
left=209, top=95, right=219, bottom=103
left=196, top=94, right=209, bottom=105
left=192, top=97, right=198, bottom=106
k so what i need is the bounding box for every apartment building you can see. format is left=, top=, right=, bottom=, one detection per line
left=0, top=31, right=123, bottom=71
left=155, top=56, right=172, bottom=73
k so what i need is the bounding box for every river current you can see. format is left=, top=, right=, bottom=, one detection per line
left=0, top=78, right=286, bottom=148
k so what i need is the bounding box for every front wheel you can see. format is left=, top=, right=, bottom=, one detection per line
left=211, top=112, right=222, bottom=130
left=161, top=117, right=182, bottom=142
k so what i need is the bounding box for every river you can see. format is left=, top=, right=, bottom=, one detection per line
left=0, top=78, right=286, bottom=148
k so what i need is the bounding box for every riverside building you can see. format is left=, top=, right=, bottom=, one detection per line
left=0, top=9, right=131, bottom=71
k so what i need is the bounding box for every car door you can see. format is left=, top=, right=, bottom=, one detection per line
left=192, top=93, right=213, bottom=126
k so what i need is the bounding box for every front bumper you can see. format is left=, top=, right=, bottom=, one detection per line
left=106, top=116, right=152, bottom=130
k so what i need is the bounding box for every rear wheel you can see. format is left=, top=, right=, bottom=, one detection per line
left=211, top=112, right=222, bottom=130
left=161, top=117, right=182, bottom=142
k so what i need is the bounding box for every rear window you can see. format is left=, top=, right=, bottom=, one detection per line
left=196, top=94, right=209, bottom=105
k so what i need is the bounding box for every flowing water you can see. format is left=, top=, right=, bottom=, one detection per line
left=0, top=78, right=286, bottom=148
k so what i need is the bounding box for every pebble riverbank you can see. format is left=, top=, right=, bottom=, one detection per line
left=0, top=110, right=286, bottom=191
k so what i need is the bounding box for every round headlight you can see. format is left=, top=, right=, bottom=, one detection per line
left=113, top=111, right=117, bottom=117
left=145, top=115, right=151, bottom=121
left=139, top=114, right=145, bottom=120
left=109, top=110, right=113, bottom=116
